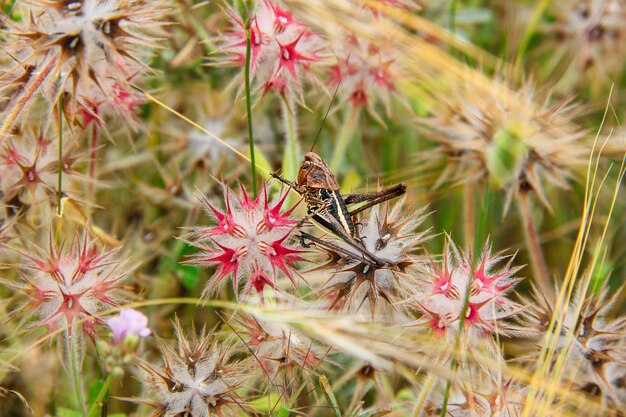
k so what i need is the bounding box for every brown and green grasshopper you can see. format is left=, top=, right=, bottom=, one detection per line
left=272, top=152, right=406, bottom=267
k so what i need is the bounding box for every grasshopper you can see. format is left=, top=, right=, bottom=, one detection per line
left=271, top=152, right=406, bottom=267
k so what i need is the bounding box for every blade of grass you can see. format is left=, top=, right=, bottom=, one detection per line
left=319, top=374, right=342, bottom=417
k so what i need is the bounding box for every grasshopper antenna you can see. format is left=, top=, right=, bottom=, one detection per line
left=311, top=53, right=348, bottom=152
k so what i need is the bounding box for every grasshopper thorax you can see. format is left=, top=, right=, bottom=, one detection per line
left=297, top=152, right=341, bottom=191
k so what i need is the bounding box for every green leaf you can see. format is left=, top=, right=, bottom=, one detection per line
left=176, top=264, right=201, bottom=290
left=358, top=408, right=392, bottom=417
left=277, top=405, right=292, bottom=417
left=57, top=407, right=82, bottom=417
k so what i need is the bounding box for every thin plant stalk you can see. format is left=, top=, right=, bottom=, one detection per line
left=87, top=122, right=98, bottom=214
left=440, top=246, right=475, bottom=417
left=517, top=190, right=552, bottom=297
left=65, top=326, right=86, bottom=416
left=244, top=22, right=257, bottom=197
left=330, top=105, right=360, bottom=172
left=412, top=373, right=435, bottom=417
left=57, top=94, right=64, bottom=216
left=281, top=95, right=299, bottom=182
left=463, top=182, right=475, bottom=248
left=0, top=59, right=56, bottom=141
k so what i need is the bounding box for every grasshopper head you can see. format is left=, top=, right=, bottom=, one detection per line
left=297, top=152, right=340, bottom=191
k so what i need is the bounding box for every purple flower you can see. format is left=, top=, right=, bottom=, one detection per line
left=107, top=309, right=151, bottom=345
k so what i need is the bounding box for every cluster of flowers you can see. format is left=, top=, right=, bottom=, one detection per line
left=0, top=1, right=623, bottom=417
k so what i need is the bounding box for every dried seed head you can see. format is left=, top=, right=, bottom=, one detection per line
left=236, top=312, right=322, bottom=379
left=423, top=368, right=527, bottom=417
left=543, top=0, right=626, bottom=91
left=419, top=84, right=587, bottom=212
left=519, top=282, right=626, bottom=406
left=1, top=0, right=167, bottom=118
left=138, top=320, right=252, bottom=417
left=312, top=197, right=428, bottom=320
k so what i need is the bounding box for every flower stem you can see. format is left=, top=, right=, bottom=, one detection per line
left=244, top=21, right=257, bottom=197
left=57, top=94, right=64, bottom=216
left=330, top=105, right=360, bottom=172
left=281, top=96, right=299, bottom=182
left=65, top=326, right=86, bottom=416
left=85, top=374, right=113, bottom=417
left=463, top=181, right=475, bottom=248
left=0, top=59, right=55, bottom=142
left=517, top=190, right=552, bottom=297
left=87, top=121, right=98, bottom=215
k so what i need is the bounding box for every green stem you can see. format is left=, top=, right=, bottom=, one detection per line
left=244, top=21, right=257, bottom=197
left=281, top=96, right=299, bottom=182
left=86, top=374, right=114, bottom=417
left=515, top=0, right=552, bottom=71
left=66, top=327, right=86, bottom=416
left=449, top=0, right=457, bottom=34
left=330, top=105, right=360, bottom=172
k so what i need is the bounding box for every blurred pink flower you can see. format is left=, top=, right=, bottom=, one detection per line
left=107, top=308, right=151, bottom=345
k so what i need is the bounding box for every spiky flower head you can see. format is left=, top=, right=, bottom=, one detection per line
left=1, top=0, right=167, bottom=120
left=218, top=0, right=326, bottom=102
left=420, top=84, right=587, bottom=212
left=187, top=183, right=305, bottom=299
left=312, top=197, right=427, bottom=319
left=0, top=129, right=84, bottom=206
left=138, top=320, right=252, bottom=417
left=519, top=282, right=626, bottom=408
left=543, top=0, right=626, bottom=92
left=236, top=311, right=322, bottom=379
left=328, top=34, right=404, bottom=123
left=423, top=369, right=527, bottom=417
left=408, top=239, right=523, bottom=348
left=5, top=230, right=128, bottom=337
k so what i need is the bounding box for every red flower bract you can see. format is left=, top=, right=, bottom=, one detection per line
left=187, top=183, right=304, bottom=299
